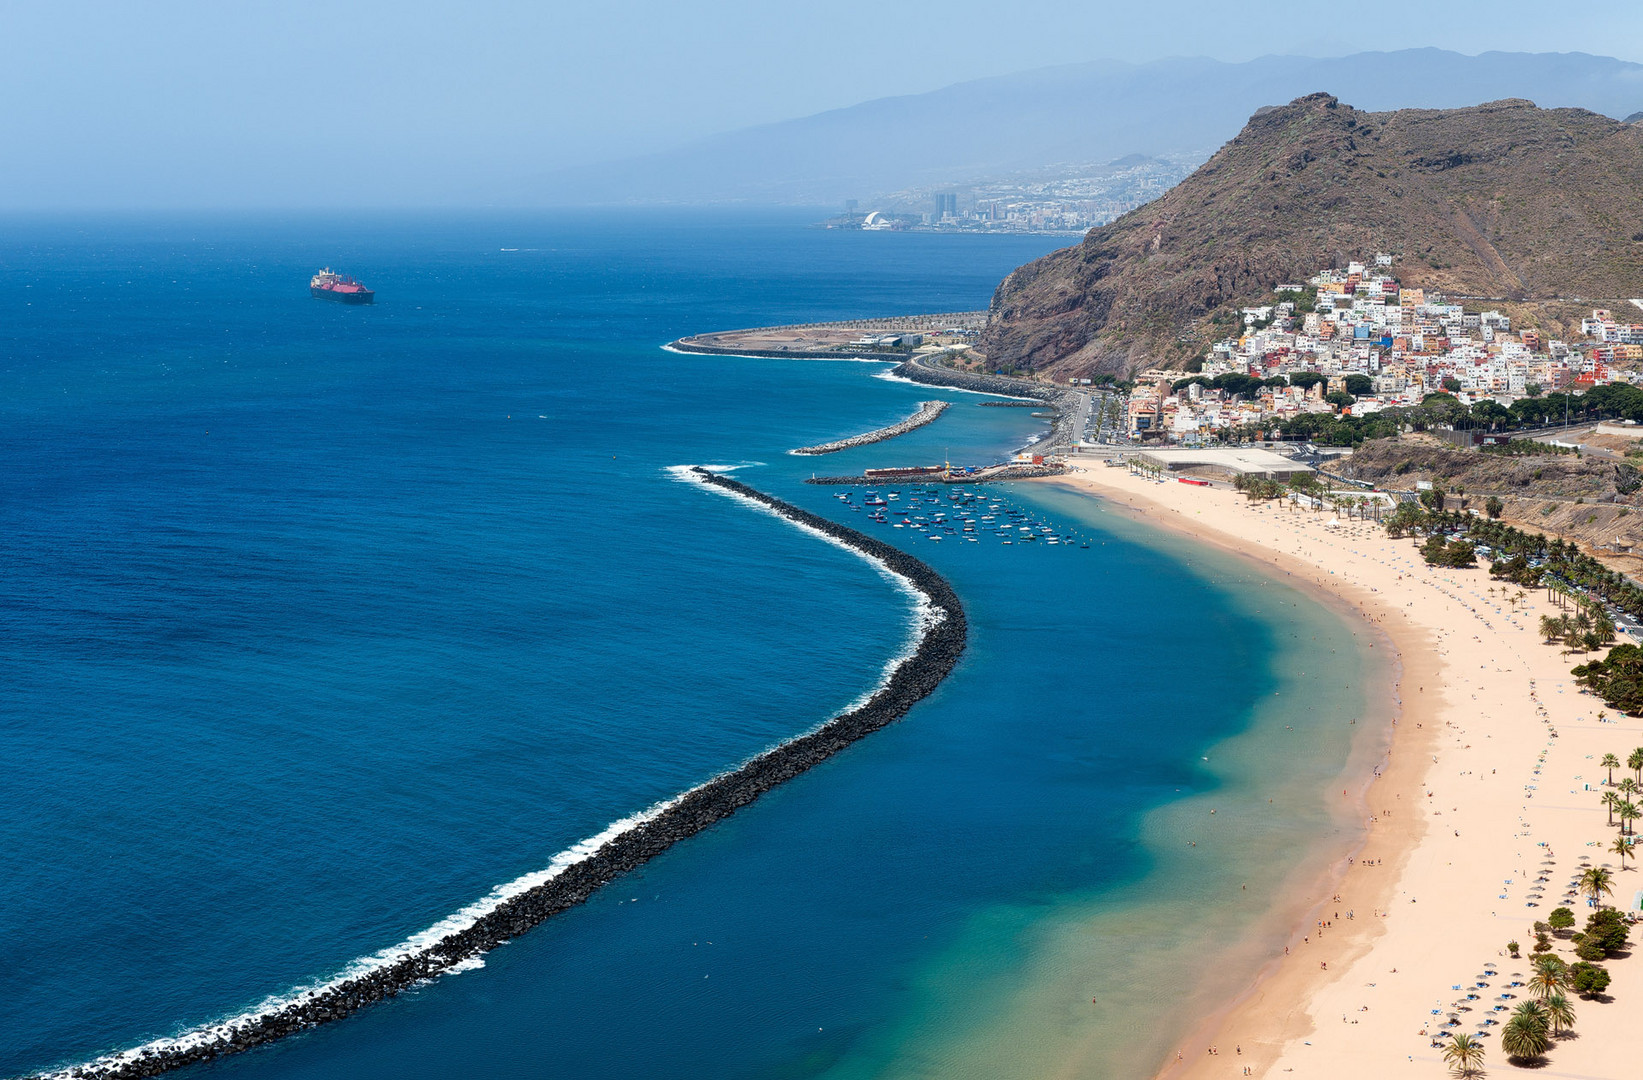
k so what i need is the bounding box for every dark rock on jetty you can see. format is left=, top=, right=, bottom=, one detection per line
left=791, top=400, right=949, bottom=455
left=891, top=355, right=1081, bottom=450
left=890, top=354, right=1057, bottom=402
left=37, top=471, right=966, bottom=1080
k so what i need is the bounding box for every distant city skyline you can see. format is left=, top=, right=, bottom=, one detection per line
left=6, top=0, right=1643, bottom=208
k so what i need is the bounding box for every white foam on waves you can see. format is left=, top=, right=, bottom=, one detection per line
left=870, top=367, right=1037, bottom=401
left=667, top=464, right=942, bottom=719
left=659, top=343, right=888, bottom=363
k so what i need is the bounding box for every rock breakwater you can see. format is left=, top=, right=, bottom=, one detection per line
left=890, top=355, right=1056, bottom=402
left=34, top=471, right=966, bottom=1080
left=791, top=401, right=949, bottom=455
left=891, top=356, right=1081, bottom=450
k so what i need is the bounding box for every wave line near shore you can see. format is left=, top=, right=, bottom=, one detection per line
left=28, top=470, right=967, bottom=1080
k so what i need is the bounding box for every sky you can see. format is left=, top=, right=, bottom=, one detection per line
left=5, top=0, right=1643, bottom=208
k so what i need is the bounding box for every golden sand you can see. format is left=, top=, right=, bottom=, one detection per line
left=1042, top=465, right=1643, bottom=1079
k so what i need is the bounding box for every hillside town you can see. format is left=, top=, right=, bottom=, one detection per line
left=1119, top=255, right=1643, bottom=442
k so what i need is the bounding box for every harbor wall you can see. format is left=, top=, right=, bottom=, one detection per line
left=792, top=401, right=949, bottom=455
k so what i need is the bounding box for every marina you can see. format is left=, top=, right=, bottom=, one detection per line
left=833, top=484, right=1094, bottom=549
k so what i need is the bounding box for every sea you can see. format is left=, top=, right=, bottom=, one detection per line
left=0, top=210, right=1386, bottom=1080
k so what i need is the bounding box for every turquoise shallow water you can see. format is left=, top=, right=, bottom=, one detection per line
left=1, top=211, right=1380, bottom=1079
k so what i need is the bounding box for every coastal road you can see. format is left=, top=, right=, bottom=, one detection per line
left=1069, top=390, right=1092, bottom=445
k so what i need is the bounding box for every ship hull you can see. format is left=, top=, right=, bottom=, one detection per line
left=312, top=286, right=374, bottom=304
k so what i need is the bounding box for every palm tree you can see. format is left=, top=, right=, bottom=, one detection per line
left=1604, top=790, right=1620, bottom=828
left=1533, top=953, right=1569, bottom=977
left=1612, top=836, right=1634, bottom=870
left=1631, top=747, right=1643, bottom=783
left=1620, top=777, right=1641, bottom=800
left=1502, top=1001, right=1551, bottom=1061
left=1603, top=753, right=1621, bottom=786
left=1543, top=993, right=1577, bottom=1036
left=1540, top=614, right=1564, bottom=642
left=1528, top=959, right=1570, bottom=999
left=1580, top=866, right=1616, bottom=907
left=1623, top=801, right=1641, bottom=838
left=1442, top=1032, right=1486, bottom=1077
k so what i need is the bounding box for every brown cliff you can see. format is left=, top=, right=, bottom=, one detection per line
left=982, top=94, right=1643, bottom=379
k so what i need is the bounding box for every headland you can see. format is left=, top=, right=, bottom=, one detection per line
left=668, top=311, right=987, bottom=362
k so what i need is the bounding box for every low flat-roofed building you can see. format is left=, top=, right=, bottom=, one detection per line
left=1134, top=447, right=1317, bottom=480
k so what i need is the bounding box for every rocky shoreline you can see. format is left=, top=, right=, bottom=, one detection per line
left=669, top=340, right=909, bottom=362
left=34, top=470, right=967, bottom=1080
left=889, top=355, right=1056, bottom=402
left=890, top=356, right=1081, bottom=450
left=791, top=400, right=949, bottom=455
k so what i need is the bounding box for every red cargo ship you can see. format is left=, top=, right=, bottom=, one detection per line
left=310, top=268, right=374, bottom=304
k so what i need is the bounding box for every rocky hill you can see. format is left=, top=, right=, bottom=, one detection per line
left=1341, top=437, right=1628, bottom=503
left=1340, top=437, right=1643, bottom=570
left=982, top=95, right=1643, bottom=379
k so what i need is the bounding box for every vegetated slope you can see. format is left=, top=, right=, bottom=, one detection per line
left=983, top=95, right=1643, bottom=379
left=1342, top=437, right=1643, bottom=566
left=1342, top=437, right=1626, bottom=501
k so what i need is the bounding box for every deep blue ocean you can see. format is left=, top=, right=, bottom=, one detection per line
left=1, top=211, right=1372, bottom=1080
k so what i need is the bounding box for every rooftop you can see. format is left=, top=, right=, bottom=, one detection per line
left=1135, top=447, right=1317, bottom=478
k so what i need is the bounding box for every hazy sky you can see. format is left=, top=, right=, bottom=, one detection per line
left=5, top=0, right=1643, bottom=208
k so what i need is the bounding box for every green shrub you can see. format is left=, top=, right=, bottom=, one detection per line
left=1584, top=908, right=1630, bottom=955
left=1571, top=961, right=1611, bottom=996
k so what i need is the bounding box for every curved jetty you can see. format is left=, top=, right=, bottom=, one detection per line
left=36, top=470, right=966, bottom=1080
left=891, top=354, right=1057, bottom=402
left=892, top=356, right=1081, bottom=450
left=791, top=400, right=949, bottom=455
left=668, top=311, right=987, bottom=361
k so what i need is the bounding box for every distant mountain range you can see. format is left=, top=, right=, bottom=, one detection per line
left=521, top=50, right=1643, bottom=208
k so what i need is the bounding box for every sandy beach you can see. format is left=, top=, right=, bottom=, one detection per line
left=1043, top=464, right=1643, bottom=1079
